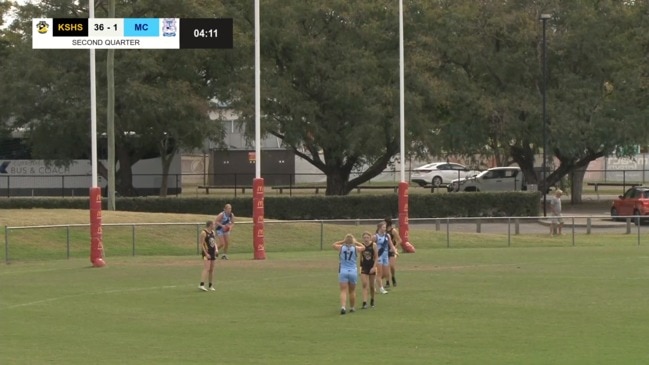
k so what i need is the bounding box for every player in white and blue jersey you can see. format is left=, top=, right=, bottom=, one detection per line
left=374, top=221, right=396, bottom=295
left=333, top=234, right=366, bottom=315
left=214, top=204, right=235, bottom=260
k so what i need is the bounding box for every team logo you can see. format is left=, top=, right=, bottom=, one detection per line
left=162, top=18, right=176, bottom=37
left=36, top=21, right=49, bottom=34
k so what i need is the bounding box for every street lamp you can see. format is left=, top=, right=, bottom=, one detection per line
left=540, top=13, right=551, bottom=217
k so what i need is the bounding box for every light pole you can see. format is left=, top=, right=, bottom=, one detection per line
left=540, top=13, right=551, bottom=217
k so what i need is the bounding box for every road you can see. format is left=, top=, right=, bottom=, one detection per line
left=408, top=217, right=649, bottom=235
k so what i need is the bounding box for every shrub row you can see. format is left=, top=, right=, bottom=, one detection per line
left=0, top=192, right=540, bottom=220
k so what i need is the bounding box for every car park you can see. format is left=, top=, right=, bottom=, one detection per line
left=410, top=162, right=479, bottom=188
left=447, top=166, right=524, bottom=192
left=610, top=186, right=649, bottom=224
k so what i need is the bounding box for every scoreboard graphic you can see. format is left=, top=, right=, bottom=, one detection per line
left=32, top=18, right=233, bottom=49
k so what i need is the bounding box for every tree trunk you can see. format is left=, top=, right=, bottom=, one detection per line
left=570, top=165, right=586, bottom=204
left=325, top=169, right=351, bottom=195
left=289, top=137, right=398, bottom=196
left=97, top=161, right=108, bottom=183
left=510, top=143, right=539, bottom=187
left=159, top=160, right=170, bottom=197
left=158, top=144, right=177, bottom=198
left=116, top=148, right=137, bottom=196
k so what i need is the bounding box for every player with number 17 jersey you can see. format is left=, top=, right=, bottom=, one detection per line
left=333, top=234, right=366, bottom=314
left=339, top=244, right=358, bottom=281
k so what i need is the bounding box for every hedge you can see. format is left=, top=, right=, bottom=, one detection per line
left=0, top=192, right=540, bottom=220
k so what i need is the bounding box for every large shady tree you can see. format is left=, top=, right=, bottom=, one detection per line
left=0, top=0, right=232, bottom=196
left=228, top=0, right=437, bottom=195
left=418, top=0, right=649, bottom=201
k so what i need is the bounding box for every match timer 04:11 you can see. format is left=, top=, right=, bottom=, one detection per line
left=179, top=18, right=233, bottom=49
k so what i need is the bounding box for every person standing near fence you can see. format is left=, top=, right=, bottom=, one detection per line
left=333, top=234, right=365, bottom=315
left=359, top=231, right=378, bottom=309
left=199, top=221, right=217, bottom=291
left=550, top=189, right=563, bottom=236
left=384, top=217, right=401, bottom=288
left=214, top=203, right=235, bottom=260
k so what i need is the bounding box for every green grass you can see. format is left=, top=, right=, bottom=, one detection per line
left=2, top=247, right=649, bottom=364
left=3, top=220, right=648, bottom=263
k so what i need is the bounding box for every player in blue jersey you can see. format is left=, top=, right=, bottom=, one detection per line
left=333, top=234, right=366, bottom=315
left=374, top=221, right=396, bottom=295
left=214, top=203, right=235, bottom=260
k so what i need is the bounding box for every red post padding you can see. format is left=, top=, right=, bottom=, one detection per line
left=398, top=182, right=415, bottom=253
left=89, top=187, right=106, bottom=267
left=252, top=178, right=266, bottom=260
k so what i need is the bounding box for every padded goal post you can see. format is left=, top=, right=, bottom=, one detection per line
left=398, top=182, right=416, bottom=253
left=89, top=187, right=106, bottom=267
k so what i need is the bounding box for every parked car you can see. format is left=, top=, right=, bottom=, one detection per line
left=610, top=186, right=649, bottom=224
left=447, top=166, right=524, bottom=192
left=410, top=162, right=479, bottom=188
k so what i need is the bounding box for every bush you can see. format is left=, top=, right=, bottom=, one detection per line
left=0, top=192, right=540, bottom=219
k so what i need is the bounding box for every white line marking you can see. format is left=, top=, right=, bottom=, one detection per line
left=1, top=285, right=179, bottom=310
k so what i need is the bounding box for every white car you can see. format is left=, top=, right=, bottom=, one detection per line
left=448, top=166, right=525, bottom=192
left=410, top=162, right=479, bottom=188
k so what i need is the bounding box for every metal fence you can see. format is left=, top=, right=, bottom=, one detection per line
left=4, top=215, right=648, bottom=263
left=1, top=168, right=648, bottom=197
left=0, top=173, right=182, bottom=197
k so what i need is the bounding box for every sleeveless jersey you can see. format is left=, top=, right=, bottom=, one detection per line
left=339, top=245, right=358, bottom=273
left=203, top=229, right=216, bottom=256
left=387, top=227, right=398, bottom=244
left=387, top=227, right=399, bottom=256
left=360, top=242, right=375, bottom=273
left=216, top=211, right=232, bottom=232
left=376, top=232, right=388, bottom=256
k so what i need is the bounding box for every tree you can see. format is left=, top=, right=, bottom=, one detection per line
left=0, top=0, right=14, bottom=133
left=228, top=0, right=437, bottom=195
left=546, top=1, right=649, bottom=201
left=0, top=0, right=232, bottom=196
left=417, top=0, right=649, bottom=201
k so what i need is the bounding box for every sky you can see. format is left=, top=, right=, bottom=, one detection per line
left=1, top=0, right=32, bottom=29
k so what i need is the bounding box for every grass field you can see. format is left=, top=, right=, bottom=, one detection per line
left=2, top=209, right=649, bottom=364
left=2, top=247, right=649, bottom=364
left=1, top=207, right=648, bottom=262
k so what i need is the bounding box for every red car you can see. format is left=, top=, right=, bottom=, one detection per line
left=610, top=187, right=649, bottom=224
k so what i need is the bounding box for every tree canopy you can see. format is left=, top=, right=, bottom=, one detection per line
left=227, top=0, right=437, bottom=195
left=0, top=0, right=231, bottom=196
left=417, top=0, right=649, bottom=197
left=1, top=0, right=648, bottom=198
left=226, top=0, right=649, bottom=196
